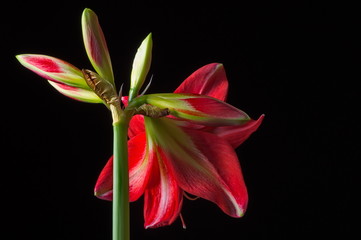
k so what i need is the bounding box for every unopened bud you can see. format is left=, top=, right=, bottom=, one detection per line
left=129, top=33, right=153, bottom=101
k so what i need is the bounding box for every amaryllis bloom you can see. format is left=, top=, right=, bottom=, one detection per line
left=95, top=63, right=264, bottom=228
left=16, top=8, right=263, bottom=240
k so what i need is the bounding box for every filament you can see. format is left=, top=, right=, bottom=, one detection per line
left=183, top=192, right=200, bottom=201
left=179, top=213, right=187, bottom=229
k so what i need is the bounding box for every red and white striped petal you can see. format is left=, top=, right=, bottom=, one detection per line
left=94, top=133, right=156, bottom=202
left=82, top=8, right=114, bottom=84
left=48, top=81, right=102, bottom=103
left=180, top=128, right=248, bottom=217
left=174, top=63, right=229, bottom=101
left=144, top=93, right=250, bottom=126
left=212, top=114, right=265, bottom=148
left=145, top=117, right=248, bottom=218
left=143, top=145, right=183, bottom=228
left=16, top=54, right=88, bottom=88
left=128, top=133, right=157, bottom=201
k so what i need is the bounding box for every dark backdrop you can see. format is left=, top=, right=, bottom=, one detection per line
left=2, top=1, right=358, bottom=239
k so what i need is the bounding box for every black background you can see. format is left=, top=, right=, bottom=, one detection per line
left=2, top=1, right=358, bottom=239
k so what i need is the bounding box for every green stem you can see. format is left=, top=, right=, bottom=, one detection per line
left=112, top=107, right=131, bottom=240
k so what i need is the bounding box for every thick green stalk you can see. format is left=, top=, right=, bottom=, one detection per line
left=112, top=105, right=130, bottom=240
left=82, top=66, right=131, bottom=240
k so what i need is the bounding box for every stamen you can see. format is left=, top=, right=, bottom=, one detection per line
left=179, top=213, right=187, bottom=229
left=183, top=192, right=200, bottom=201
left=140, top=74, right=153, bottom=96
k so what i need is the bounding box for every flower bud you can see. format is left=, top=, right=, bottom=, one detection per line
left=129, top=33, right=153, bottom=100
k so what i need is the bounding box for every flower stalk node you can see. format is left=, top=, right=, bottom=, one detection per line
left=82, top=69, right=119, bottom=106
left=134, top=104, right=170, bottom=118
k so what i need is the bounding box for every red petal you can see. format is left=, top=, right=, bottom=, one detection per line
left=94, top=132, right=153, bottom=201
left=128, top=133, right=156, bottom=201
left=121, top=96, right=129, bottom=106
left=121, top=96, right=145, bottom=138
left=182, top=96, right=248, bottom=119
left=145, top=93, right=250, bottom=126
left=128, top=115, right=145, bottom=139
left=94, top=155, right=113, bottom=200
left=212, top=114, right=265, bottom=148
left=144, top=145, right=183, bottom=228
left=162, top=128, right=248, bottom=217
left=174, top=63, right=228, bottom=101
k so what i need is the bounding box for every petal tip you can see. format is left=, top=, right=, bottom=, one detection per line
left=15, top=54, right=28, bottom=64
left=94, top=190, right=113, bottom=201
left=255, top=113, right=265, bottom=125
left=215, top=62, right=224, bottom=68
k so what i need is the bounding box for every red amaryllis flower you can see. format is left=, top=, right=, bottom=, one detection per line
left=95, top=63, right=264, bottom=228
